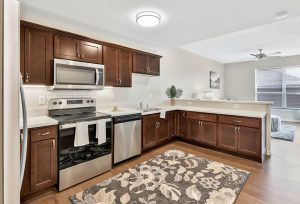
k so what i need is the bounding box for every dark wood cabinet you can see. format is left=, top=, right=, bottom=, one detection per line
left=103, top=46, right=132, bottom=87
left=103, top=46, right=118, bottom=86
left=238, top=126, right=261, bottom=157
left=54, top=35, right=102, bottom=64
left=31, top=138, right=57, bottom=192
left=143, top=114, right=159, bottom=150
left=22, top=26, right=53, bottom=85
left=147, top=55, right=160, bottom=75
left=218, top=123, right=238, bottom=152
left=176, top=111, right=187, bottom=137
left=142, top=113, right=172, bottom=150
left=169, top=111, right=176, bottom=137
left=21, top=125, right=58, bottom=198
left=200, top=121, right=217, bottom=146
left=187, top=112, right=217, bottom=146
left=133, top=52, right=161, bottom=76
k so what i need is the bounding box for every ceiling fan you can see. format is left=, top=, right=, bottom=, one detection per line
left=249, top=49, right=282, bottom=60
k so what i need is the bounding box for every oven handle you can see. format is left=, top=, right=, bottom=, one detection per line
left=96, top=68, right=99, bottom=85
left=59, top=118, right=111, bottom=130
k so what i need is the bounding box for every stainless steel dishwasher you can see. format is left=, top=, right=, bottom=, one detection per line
left=113, top=113, right=142, bottom=164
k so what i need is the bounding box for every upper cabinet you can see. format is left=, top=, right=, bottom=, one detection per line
left=54, top=35, right=103, bottom=64
left=103, top=46, right=132, bottom=87
left=20, top=25, right=53, bottom=85
left=133, top=52, right=161, bottom=76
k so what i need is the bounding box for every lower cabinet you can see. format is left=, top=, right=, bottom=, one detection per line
left=176, top=111, right=187, bottom=138
left=21, top=125, right=58, bottom=198
left=142, top=113, right=172, bottom=150
left=142, top=111, right=262, bottom=161
left=218, top=124, right=238, bottom=152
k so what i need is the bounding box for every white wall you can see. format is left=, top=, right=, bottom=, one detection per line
left=24, top=48, right=224, bottom=116
left=224, top=55, right=300, bottom=121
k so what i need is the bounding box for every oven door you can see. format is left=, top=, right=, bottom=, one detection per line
left=58, top=119, right=112, bottom=170
left=52, top=58, right=104, bottom=90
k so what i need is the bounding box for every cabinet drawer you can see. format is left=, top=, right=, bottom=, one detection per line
left=187, top=112, right=217, bottom=122
left=218, top=115, right=260, bottom=129
left=31, top=125, right=57, bottom=142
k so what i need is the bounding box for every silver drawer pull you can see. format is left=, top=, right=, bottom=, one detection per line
left=38, top=131, right=50, bottom=136
left=52, top=140, right=55, bottom=149
left=234, top=120, right=242, bottom=123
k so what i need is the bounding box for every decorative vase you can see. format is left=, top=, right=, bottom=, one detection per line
left=170, top=98, right=175, bottom=106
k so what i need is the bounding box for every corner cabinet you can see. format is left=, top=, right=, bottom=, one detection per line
left=21, top=125, right=58, bottom=199
left=133, top=52, right=161, bottom=76
left=54, top=35, right=103, bottom=64
left=103, top=46, right=132, bottom=87
left=20, top=24, right=53, bottom=85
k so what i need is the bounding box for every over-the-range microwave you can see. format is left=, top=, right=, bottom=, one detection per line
left=49, top=58, right=104, bottom=90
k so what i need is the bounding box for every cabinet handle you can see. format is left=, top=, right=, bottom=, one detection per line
left=157, top=122, right=160, bottom=128
left=25, top=73, right=29, bottom=82
left=81, top=54, right=84, bottom=59
left=52, top=140, right=55, bottom=149
left=238, top=127, right=240, bottom=133
left=201, top=121, right=203, bottom=126
left=183, top=112, right=186, bottom=118
left=234, top=126, right=238, bottom=133
left=38, top=131, right=50, bottom=136
left=119, top=79, right=122, bottom=85
left=21, top=133, right=24, bottom=144
left=234, top=120, right=242, bottom=123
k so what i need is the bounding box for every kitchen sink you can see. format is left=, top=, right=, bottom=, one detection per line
left=141, top=108, right=162, bottom=112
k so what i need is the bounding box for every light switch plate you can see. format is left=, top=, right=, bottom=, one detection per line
left=38, top=96, right=46, bottom=105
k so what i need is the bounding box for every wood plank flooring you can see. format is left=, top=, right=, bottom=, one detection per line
left=24, top=122, right=300, bottom=204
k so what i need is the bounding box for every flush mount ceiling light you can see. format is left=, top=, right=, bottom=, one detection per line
left=275, top=11, right=289, bottom=20
left=136, top=11, right=161, bottom=27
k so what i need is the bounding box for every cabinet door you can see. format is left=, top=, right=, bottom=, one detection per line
left=148, top=55, right=160, bottom=75
left=133, top=52, right=148, bottom=74
left=24, top=28, right=53, bottom=85
left=177, top=111, right=187, bottom=138
left=187, top=118, right=201, bottom=142
left=80, top=40, right=103, bottom=64
left=142, top=115, right=158, bottom=150
left=168, top=111, right=176, bottom=137
left=200, top=121, right=217, bottom=146
left=103, top=46, right=118, bottom=86
left=31, top=138, right=57, bottom=192
left=118, top=48, right=132, bottom=87
left=54, top=35, right=80, bottom=61
left=20, top=131, right=31, bottom=197
left=218, top=124, right=238, bottom=152
left=238, top=126, right=261, bottom=157
left=157, top=119, right=169, bottom=143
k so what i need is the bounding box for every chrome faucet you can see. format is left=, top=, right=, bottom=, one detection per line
left=139, top=101, right=143, bottom=110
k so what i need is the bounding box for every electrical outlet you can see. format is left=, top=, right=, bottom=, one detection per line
left=38, top=96, right=46, bottom=105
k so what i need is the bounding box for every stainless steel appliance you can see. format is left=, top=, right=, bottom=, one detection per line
left=51, top=58, right=104, bottom=90
left=48, top=98, right=112, bottom=191
left=113, top=114, right=142, bottom=164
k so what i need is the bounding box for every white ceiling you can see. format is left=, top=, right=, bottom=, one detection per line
left=181, top=16, right=300, bottom=63
left=21, top=0, right=300, bottom=63
left=20, top=0, right=300, bottom=52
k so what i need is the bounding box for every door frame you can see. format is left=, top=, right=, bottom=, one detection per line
left=0, top=0, right=4, bottom=202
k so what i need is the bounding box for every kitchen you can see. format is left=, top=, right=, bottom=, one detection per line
left=2, top=1, right=300, bottom=204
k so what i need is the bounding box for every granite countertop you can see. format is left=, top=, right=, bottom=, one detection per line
left=20, top=116, right=58, bottom=129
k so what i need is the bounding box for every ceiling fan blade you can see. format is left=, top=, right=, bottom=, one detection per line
left=239, top=57, right=256, bottom=61
left=250, top=54, right=258, bottom=57
left=268, top=51, right=282, bottom=55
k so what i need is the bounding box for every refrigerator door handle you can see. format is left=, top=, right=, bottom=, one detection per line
left=19, top=75, right=28, bottom=190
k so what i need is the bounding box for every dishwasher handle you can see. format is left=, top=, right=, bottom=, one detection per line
left=113, top=114, right=142, bottom=124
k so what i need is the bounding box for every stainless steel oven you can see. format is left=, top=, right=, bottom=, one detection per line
left=48, top=98, right=112, bottom=191
left=51, top=58, right=104, bottom=90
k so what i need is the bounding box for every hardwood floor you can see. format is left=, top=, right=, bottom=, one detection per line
left=24, top=122, right=300, bottom=204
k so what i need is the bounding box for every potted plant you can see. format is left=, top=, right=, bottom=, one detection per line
left=165, top=85, right=183, bottom=106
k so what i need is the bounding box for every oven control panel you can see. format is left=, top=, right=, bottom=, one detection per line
left=48, top=98, right=96, bottom=110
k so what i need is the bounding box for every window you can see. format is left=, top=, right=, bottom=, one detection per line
left=255, top=66, right=300, bottom=109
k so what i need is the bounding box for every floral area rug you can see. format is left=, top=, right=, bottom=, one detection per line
left=70, top=149, right=250, bottom=204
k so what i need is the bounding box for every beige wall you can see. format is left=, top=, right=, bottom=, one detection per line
left=0, top=0, right=3, bottom=202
